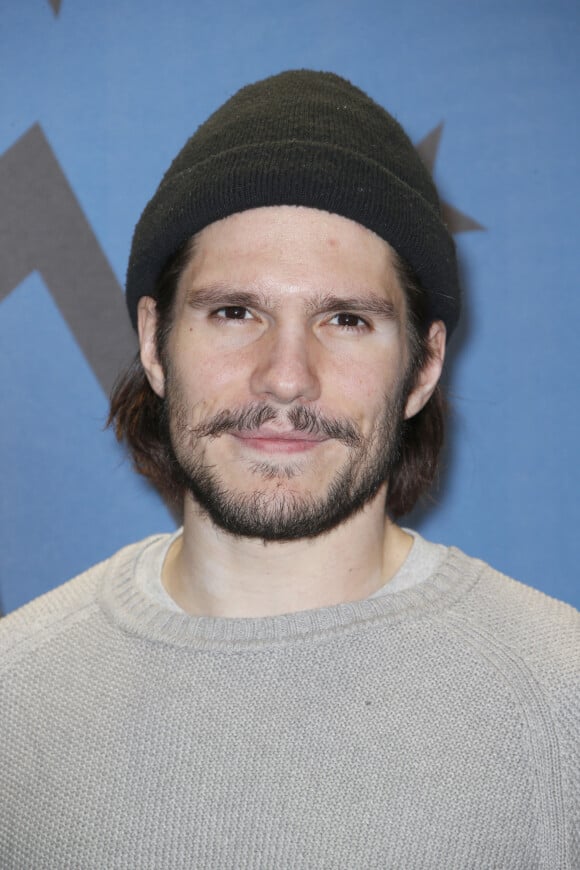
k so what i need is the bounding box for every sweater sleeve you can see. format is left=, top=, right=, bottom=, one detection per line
left=442, top=557, right=580, bottom=868
left=522, top=591, right=580, bottom=867
left=553, top=654, right=580, bottom=865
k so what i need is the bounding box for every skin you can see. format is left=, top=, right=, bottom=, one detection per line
left=139, top=205, right=446, bottom=618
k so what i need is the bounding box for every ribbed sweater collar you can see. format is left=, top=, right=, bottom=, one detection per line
left=98, top=534, right=484, bottom=652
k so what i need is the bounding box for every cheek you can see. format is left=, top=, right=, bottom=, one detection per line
left=169, top=339, right=253, bottom=412
left=326, top=349, right=403, bottom=408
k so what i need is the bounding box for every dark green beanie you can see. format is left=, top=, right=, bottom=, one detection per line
left=126, top=69, right=460, bottom=336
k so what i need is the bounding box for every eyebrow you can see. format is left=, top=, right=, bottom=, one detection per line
left=185, top=286, right=399, bottom=320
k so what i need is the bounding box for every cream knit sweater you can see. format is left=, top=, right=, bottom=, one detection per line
left=1, top=534, right=579, bottom=868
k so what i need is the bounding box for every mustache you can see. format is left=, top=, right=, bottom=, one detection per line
left=188, top=404, right=363, bottom=448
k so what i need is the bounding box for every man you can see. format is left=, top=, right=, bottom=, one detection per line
left=1, top=70, right=578, bottom=868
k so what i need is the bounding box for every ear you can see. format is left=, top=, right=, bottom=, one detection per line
left=138, top=296, right=166, bottom=398
left=404, top=320, right=446, bottom=420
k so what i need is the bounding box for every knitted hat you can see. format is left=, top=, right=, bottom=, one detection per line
left=126, top=70, right=460, bottom=336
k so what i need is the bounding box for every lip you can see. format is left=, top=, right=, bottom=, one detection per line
left=231, top=428, right=329, bottom=454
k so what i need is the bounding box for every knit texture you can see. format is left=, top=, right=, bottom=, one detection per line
left=1, top=535, right=578, bottom=868
left=125, top=70, right=460, bottom=335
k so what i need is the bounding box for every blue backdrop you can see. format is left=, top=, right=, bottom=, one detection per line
left=1, top=0, right=579, bottom=613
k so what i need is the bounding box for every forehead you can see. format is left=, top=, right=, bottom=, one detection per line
left=175, top=206, right=407, bottom=312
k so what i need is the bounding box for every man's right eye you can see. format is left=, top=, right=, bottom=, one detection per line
left=213, top=306, right=252, bottom=320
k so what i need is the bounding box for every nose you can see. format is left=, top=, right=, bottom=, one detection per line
left=250, top=323, right=321, bottom=404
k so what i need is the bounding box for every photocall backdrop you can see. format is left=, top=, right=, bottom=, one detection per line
left=1, top=0, right=579, bottom=615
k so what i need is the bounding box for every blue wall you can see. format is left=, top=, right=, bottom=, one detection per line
left=1, top=0, right=579, bottom=613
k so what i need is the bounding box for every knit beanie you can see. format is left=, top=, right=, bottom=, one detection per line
left=126, top=70, right=460, bottom=336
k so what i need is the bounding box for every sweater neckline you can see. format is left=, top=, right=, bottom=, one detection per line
left=99, top=533, right=484, bottom=652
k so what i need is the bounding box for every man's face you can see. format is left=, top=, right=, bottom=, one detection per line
left=141, top=206, right=424, bottom=540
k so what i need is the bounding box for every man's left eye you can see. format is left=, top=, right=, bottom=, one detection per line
left=330, top=312, right=368, bottom=329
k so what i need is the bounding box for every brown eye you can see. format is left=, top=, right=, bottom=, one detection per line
left=331, top=313, right=368, bottom=329
left=215, top=306, right=251, bottom=320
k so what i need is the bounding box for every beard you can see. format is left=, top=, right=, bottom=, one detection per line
left=164, top=377, right=408, bottom=542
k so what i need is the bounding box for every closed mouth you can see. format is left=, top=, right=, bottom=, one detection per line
left=231, top=428, right=329, bottom=453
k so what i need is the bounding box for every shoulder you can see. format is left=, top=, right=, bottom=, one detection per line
left=442, top=547, right=580, bottom=692
left=449, top=548, right=579, bottom=639
left=442, top=550, right=580, bottom=857
left=0, top=534, right=169, bottom=674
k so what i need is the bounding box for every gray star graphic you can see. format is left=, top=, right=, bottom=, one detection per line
left=416, top=123, right=484, bottom=234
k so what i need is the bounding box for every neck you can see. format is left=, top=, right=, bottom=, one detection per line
left=162, top=490, right=413, bottom=618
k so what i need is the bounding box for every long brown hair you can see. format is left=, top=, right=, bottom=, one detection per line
left=108, top=240, right=446, bottom=518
